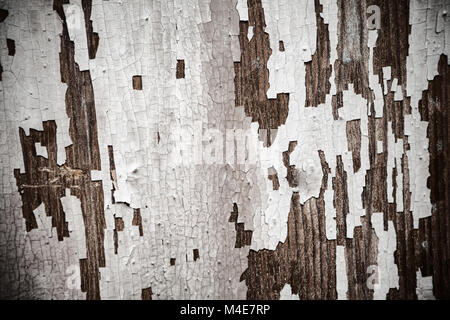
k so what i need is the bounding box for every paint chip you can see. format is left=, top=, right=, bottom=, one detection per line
left=0, top=9, right=8, bottom=23
left=7, top=39, right=15, bottom=56
left=193, top=249, right=200, bottom=261
left=132, top=75, right=142, bottom=90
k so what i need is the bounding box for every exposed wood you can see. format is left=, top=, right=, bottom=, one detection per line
left=132, top=75, right=142, bottom=90
left=6, top=38, right=14, bottom=56
left=141, top=287, right=153, bottom=300
left=229, top=203, right=253, bottom=249
left=415, top=55, right=450, bottom=299
left=242, top=151, right=337, bottom=299
left=234, top=0, right=289, bottom=146
left=305, top=0, right=332, bottom=107
left=176, top=59, right=185, bottom=79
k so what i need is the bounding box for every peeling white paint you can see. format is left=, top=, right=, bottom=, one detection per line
left=34, top=142, right=48, bottom=158
left=0, top=0, right=82, bottom=299
left=371, top=212, right=399, bottom=299
left=416, top=271, right=436, bottom=300
left=89, top=0, right=250, bottom=299
left=279, top=284, right=300, bottom=300
left=406, top=0, right=449, bottom=228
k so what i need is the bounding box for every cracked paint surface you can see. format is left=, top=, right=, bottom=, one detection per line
left=0, top=0, right=449, bottom=300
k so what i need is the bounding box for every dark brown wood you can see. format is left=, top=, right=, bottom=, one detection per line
left=415, top=55, right=450, bottom=299
left=346, top=120, right=362, bottom=173
left=81, top=0, right=99, bottom=59
left=14, top=0, right=107, bottom=300
left=6, top=0, right=447, bottom=301
left=268, top=167, right=280, bottom=191
left=108, top=145, right=117, bottom=204
left=305, top=0, right=332, bottom=108
left=176, top=59, right=185, bottom=79
left=234, top=0, right=289, bottom=147
left=282, top=141, right=299, bottom=188
left=114, top=216, right=124, bottom=255
left=241, top=151, right=337, bottom=300
left=7, top=38, right=14, bottom=56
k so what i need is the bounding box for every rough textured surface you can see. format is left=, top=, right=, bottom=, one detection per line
left=0, top=0, right=448, bottom=300
left=234, top=0, right=290, bottom=147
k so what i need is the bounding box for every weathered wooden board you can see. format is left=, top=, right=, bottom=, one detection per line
left=0, top=0, right=448, bottom=300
